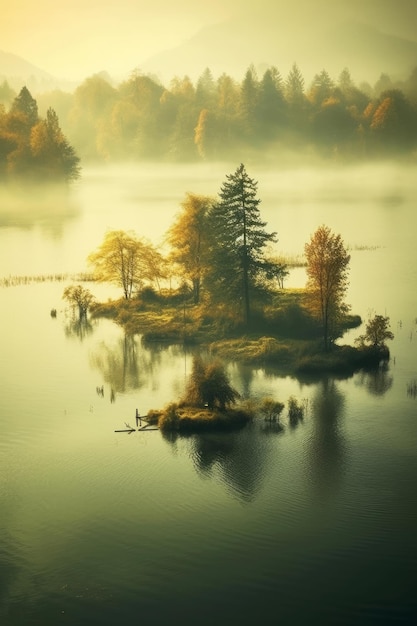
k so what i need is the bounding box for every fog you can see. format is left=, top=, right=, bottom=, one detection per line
left=2, top=0, right=417, bottom=83
left=1, top=160, right=415, bottom=278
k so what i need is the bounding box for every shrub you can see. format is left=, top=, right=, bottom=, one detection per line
left=288, top=396, right=304, bottom=420
left=259, top=397, right=285, bottom=422
left=158, top=403, right=181, bottom=431
left=183, top=356, right=240, bottom=410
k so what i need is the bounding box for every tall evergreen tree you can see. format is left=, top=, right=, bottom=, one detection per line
left=30, top=108, right=81, bottom=182
left=206, top=164, right=277, bottom=326
left=258, top=67, right=286, bottom=138
left=285, top=63, right=305, bottom=106
left=11, top=86, right=38, bottom=127
left=238, top=65, right=259, bottom=137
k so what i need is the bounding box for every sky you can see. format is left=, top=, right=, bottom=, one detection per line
left=2, top=0, right=236, bottom=80
left=2, top=0, right=417, bottom=82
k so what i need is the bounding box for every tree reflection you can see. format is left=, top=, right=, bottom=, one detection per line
left=228, top=362, right=255, bottom=399
left=179, top=424, right=272, bottom=502
left=308, top=378, right=346, bottom=499
left=89, top=333, right=142, bottom=394
left=356, top=362, right=393, bottom=396
left=64, top=315, right=96, bottom=341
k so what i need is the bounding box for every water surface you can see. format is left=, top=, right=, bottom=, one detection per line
left=1, top=162, right=416, bottom=625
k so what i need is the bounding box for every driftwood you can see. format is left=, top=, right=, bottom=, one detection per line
left=115, top=412, right=158, bottom=433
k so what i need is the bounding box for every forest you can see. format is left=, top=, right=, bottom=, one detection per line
left=1, top=62, right=417, bottom=179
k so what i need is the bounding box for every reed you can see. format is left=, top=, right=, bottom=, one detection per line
left=0, top=272, right=95, bottom=288
left=406, top=379, right=417, bottom=398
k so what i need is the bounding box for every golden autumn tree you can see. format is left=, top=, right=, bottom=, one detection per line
left=30, top=108, right=80, bottom=182
left=166, top=193, right=214, bottom=304
left=304, top=225, right=350, bottom=351
left=88, top=230, right=163, bottom=299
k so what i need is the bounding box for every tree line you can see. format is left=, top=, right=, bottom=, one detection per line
left=2, top=63, right=417, bottom=165
left=1, top=63, right=417, bottom=178
left=68, top=163, right=392, bottom=353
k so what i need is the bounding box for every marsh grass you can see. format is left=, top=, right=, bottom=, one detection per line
left=90, top=288, right=375, bottom=376
left=407, top=379, right=417, bottom=398
left=0, top=272, right=94, bottom=288
left=147, top=402, right=252, bottom=433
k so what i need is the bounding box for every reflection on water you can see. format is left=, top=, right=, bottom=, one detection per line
left=308, top=378, right=346, bottom=499
left=89, top=333, right=142, bottom=396
left=1, top=163, right=417, bottom=625
left=356, top=362, right=394, bottom=396
left=185, top=423, right=273, bottom=502
left=64, top=312, right=97, bottom=341
left=0, top=185, right=79, bottom=236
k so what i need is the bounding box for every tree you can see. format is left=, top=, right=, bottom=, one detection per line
left=206, top=164, right=277, bottom=325
left=304, top=225, right=350, bottom=350
left=184, top=356, right=240, bottom=411
left=68, top=75, right=116, bottom=159
left=369, top=89, right=417, bottom=152
left=88, top=230, right=157, bottom=299
left=30, top=107, right=81, bottom=182
left=308, top=70, right=334, bottom=107
left=238, top=65, right=259, bottom=137
left=194, top=109, right=219, bottom=159
left=285, top=63, right=305, bottom=106
left=259, top=397, right=285, bottom=422
left=258, top=67, right=286, bottom=139
left=11, top=86, right=38, bottom=127
left=63, top=285, right=95, bottom=319
left=166, top=193, right=214, bottom=303
left=356, top=314, right=394, bottom=348
left=215, top=73, right=240, bottom=153
left=0, top=80, right=16, bottom=107
left=310, top=98, right=357, bottom=154
left=195, top=67, right=216, bottom=109
left=168, top=76, right=198, bottom=159
left=117, top=72, right=165, bottom=158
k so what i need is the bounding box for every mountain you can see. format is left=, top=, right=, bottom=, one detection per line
left=141, top=18, right=417, bottom=85
left=0, top=50, right=72, bottom=92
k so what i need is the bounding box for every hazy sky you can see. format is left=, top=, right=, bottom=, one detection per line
left=2, top=0, right=236, bottom=79
left=2, top=0, right=417, bottom=81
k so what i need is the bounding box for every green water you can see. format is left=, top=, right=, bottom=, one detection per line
left=1, top=162, right=416, bottom=625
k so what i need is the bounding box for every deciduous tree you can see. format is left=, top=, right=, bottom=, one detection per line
left=356, top=314, right=394, bottom=348
left=304, top=225, right=350, bottom=350
left=88, top=230, right=160, bottom=299
left=166, top=193, right=214, bottom=304
left=62, top=285, right=95, bottom=319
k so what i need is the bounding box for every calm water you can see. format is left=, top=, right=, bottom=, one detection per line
left=1, top=162, right=417, bottom=625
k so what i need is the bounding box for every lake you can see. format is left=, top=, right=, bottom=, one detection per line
left=1, top=161, right=416, bottom=625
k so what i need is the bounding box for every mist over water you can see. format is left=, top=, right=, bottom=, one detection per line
left=1, top=159, right=415, bottom=270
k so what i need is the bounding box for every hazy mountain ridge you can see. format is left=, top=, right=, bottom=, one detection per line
left=0, top=50, right=78, bottom=92
left=1, top=9, right=417, bottom=92
left=141, top=18, right=417, bottom=84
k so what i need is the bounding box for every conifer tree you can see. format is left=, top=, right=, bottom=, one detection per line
left=206, top=164, right=277, bottom=326
left=11, top=86, right=38, bottom=127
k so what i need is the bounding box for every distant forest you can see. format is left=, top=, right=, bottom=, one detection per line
left=1, top=63, right=417, bottom=177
